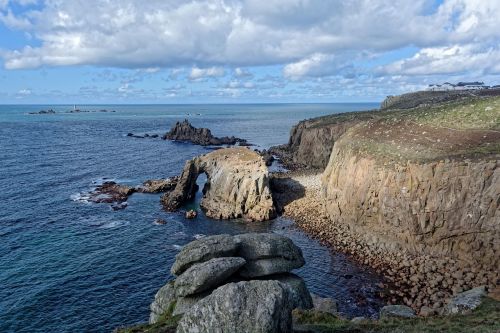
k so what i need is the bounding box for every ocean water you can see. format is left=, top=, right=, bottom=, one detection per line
left=0, top=103, right=383, bottom=333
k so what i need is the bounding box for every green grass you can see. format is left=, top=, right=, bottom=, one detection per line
left=293, top=297, right=500, bottom=333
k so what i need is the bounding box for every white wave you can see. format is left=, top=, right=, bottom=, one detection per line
left=98, top=220, right=129, bottom=229
left=193, top=234, right=206, bottom=240
left=70, top=192, right=91, bottom=203
left=172, top=244, right=183, bottom=250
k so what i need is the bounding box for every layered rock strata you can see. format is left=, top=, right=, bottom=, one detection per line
left=149, top=233, right=313, bottom=332
left=161, top=147, right=276, bottom=222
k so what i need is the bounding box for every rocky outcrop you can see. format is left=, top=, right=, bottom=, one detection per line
left=149, top=233, right=311, bottom=330
left=177, top=280, right=293, bottom=333
left=163, top=119, right=248, bottom=146
left=89, top=181, right=135, bottom=203
left=136, top=178, right=178, bottom=193
left=270, top=112, right=376, bottom=169
left=161, top=147, right=276, bottom=222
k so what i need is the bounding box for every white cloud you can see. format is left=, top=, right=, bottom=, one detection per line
left=17, top=88, right=31, bottom=95
left=189, top=66, right=225, bottom=81
left=378, top=44, right=500, bottom=75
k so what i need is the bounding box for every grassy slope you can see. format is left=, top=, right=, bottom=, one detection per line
left=294, top=297, right=500, bottom=333
left=335, top=95, right=500, bottom=163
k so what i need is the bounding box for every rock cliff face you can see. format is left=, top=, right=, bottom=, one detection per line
left=162, top=147, right=276, bottom=221
left=321, top=143, right=499, bottom=271
left=272, top=112, right=376, bottom=169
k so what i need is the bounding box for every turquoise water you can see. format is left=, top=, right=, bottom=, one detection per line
left=0, top=103, right=383, bottom=332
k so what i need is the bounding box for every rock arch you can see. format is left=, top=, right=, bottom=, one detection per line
left=161, top=148, right=276, bottom=222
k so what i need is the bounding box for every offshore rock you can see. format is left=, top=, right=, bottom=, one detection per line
left=171, top=234, right=239, bottom=276
left=136, top=177, right=178, bottom=193
left=89, top=181, right=135, bottom=203
left=177, top=280, right=293, bottom=333
left=174, top=257, right=246, bottom=297
left=163, top=119, right=248, bottom=146
left=162, top=148, right=276, bottom=221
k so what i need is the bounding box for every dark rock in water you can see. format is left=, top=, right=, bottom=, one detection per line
left=150, top=134, right=159, bottom=138
left=171, top=234, right=238, bottom=276
left=174, top=257, right=246, bottom=297
left=177, top=280, right=293, bottom=333
left=89, top=181, right=135, bottom=204
left=29, top=109, right=56, bottom=115
left=126, top=133, right=134, bottom=137
left=154, top=218, right=167, bottom=225
left=162, top=119, right=249, bottom=146
left=185, top=209, right=197, bottom=219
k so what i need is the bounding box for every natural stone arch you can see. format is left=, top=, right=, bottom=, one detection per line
left=162, top=148, right=276, bottom=222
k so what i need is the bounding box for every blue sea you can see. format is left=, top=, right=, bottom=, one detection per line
left=0, top=103, right=382, bottom=332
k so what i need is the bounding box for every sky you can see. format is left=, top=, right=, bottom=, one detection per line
left=0, top=0, right=499, bottom=104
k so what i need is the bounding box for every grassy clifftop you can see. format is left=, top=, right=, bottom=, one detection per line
left=338, top=95, right=500, bottom=163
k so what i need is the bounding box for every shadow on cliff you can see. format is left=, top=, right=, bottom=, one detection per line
left=270, top=176, right=306, bottom=214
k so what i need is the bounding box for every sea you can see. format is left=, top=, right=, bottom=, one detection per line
left=0, top=103, right=383, bottom=333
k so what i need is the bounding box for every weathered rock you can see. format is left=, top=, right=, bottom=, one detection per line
left=235, top=233, right=305, bottom=277
left=163, top=119, right=248, bottom=146
left=177, top=280, right=293, bottom=333
left=149, top=282, right=176, bottom=324
left=89, top=181, right=135, bottom=203
left=174, top=257, right=246, bottom=297
left=263, top=273, right=313, bottom=310
left=137, top=177, right=178, bottom=193
left=380, top=305, right=417, bottom=319
left=311, top=293, right=338, bottom=315
left=185, top=210, right=197, bottom=219
left=162, top=148, right=276, bottom=221
left=444, top=286, right=487, bottom=315
left=171, top=234, right=239, bottom=276
left=172, top=291, right=210, bottom=316
left=419, top=306, right=435, bottom=317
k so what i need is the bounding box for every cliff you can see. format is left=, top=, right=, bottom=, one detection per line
left=321, top=95, right=500, bottom=271
left=162, top=147, right=276, bottom=221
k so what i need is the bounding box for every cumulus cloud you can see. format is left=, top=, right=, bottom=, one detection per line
left=189, top=66, right=225, bottom=81
left=0, top=0, right=498, bottom=73
left=378, top=44, right=500, bottom=76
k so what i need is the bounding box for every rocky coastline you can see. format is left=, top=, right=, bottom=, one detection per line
left=269, top=90, right=499, bottom=315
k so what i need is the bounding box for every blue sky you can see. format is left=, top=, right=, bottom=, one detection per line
left=0, top=0, right=499, bottom=104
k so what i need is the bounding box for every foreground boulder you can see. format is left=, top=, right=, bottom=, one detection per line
left=174, top=257, right=246, bottom=297
left=444, top=286, right=487, bottom=315
left=235, top=233, right=305, bottom=277
left=149, top=233, right=311, bottom=327
left=163, top=119, right=248, bottom=146
left=171, top=234, right=238, bottom=275
left=177, top=280, right=293, bottom=333
left=162, top=148, right=276, bottom=222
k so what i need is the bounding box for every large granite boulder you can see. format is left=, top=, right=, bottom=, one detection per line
left=444, top=286, right=487, bottom=315
left=173, top=292, right=211, bottom=316
left=263, top=273, right=313, bottom=310
left=149, top=282, right=176, bottom=324
left=174, top=257, right=246, bottom=297
left=235, top=233, right=305, bottom=277
left=162, top=148, right=276, bottom=221
left=379, top=305, right=417, bottom=319
left=171, top=234, right=238, bottom=275
left=177, top=280, right=293, bottom=333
